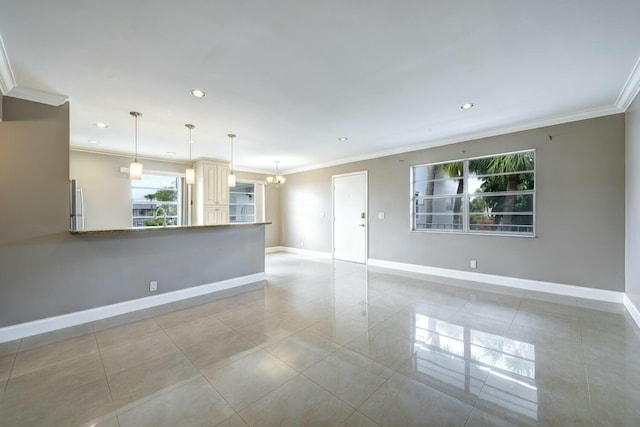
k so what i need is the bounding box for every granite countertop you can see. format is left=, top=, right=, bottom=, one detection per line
left=70, top=222, right=271, bottom=235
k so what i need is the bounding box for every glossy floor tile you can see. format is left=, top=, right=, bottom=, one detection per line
left=204, top=349, right=297, bottom=410
left=1, top=252, right=640, bottom=426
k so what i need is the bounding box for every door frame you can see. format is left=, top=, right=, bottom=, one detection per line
left=332, top=170, right=368, bottom=263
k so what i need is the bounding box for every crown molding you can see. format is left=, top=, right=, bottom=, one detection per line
left=235, top=166, right=275, bottom=175
left=70, top=146, right=192, bottom=165
left=616, top=55, right=640, bottom=111
left=0, top=35, right=67, bottom=105
left=282, top=104, right=622, bottom=174
left=0, top=35, right=16, bottom=95
left=7, top=86, right=69, bottom=106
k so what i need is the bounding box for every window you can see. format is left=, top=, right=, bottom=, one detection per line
left=411, top=150, right=535, bottom=236
left=131, top=174, right=182, bottom=227
left=229, top=182, right=256, bottom=223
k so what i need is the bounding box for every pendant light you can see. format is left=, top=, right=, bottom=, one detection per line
left=228, top=133, right=237, bottom=187
left=129, top=111, right=143, bottom=180
left=266, top=160, right=286, bottom=184
left=185, top=124, right=195, bottom=185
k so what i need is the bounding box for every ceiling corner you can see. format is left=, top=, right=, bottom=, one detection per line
left=616, top=55, right=640, bottom=111
left=7, top=86, right=69, bottom=106
left=0, top=34, right=16, bottom=95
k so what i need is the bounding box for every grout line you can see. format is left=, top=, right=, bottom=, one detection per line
left=297, top=369, right=361, bottom=412
left=151, top=304, right=266, bottom=419
left=111, top=318, right=204, bottom=417
left=199, top=372, right=237, bottom=419
left=232, top=373, right=304, bottom=424
left=213, top=412, right=243, bottom=427
left=350, top=410, right=382, bottom=426
left=93, top=332, right=114, bottom=400
left=2, top=342, right=20, bottom=394
left=296, top=345, right=399, bottom=413
left=16, top=336, right=25, bottom=353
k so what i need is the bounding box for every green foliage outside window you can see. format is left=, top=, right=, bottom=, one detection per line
left=142, top=189, right=178, bottom=226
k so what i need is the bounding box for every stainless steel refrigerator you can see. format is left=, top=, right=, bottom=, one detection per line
left=70, top=179, right=85, bottom=231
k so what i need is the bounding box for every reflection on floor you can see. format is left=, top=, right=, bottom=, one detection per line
left=1, top=252, right=639, bottom=426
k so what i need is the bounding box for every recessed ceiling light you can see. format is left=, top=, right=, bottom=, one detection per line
left=189, top=89, right=207, bottom=98
left=88, top=140, right=100, bottom=144
left=166, top=151, right=176, bottom=155
left=338, top=137, right=348, bottom=141
left=94, top=122, right=108, bottom=128
left=460, top=102, right=475, bottom=110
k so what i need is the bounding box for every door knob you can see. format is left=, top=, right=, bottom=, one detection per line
left=358, top=224, right=366, bottom=227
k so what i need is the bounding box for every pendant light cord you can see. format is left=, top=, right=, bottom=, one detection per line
left=130, top=111, right=142, bottom=162
left=228, top=134, right=236, bottom=173
left=134, top=114, right=138, bottom=162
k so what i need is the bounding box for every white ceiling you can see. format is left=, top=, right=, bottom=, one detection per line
left=1, top=1, right=639, bottom=173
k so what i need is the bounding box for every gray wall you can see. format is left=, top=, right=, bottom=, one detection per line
left=0, top=97, right=265, bottom=327
left=626, top=97, right=640, bottom=307
left=281, top=114, right=626, bottom=291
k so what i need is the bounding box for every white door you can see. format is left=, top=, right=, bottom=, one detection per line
left=333, top=171, right=367, bottom=263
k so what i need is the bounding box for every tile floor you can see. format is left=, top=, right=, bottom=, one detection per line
left=1, top=252, right=640, bottom=426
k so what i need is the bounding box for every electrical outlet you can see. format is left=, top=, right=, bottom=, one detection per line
left=470, top=260, right=477, bottom=269
left=149, top=281, right=158, bottom=292
left=378, top=212, right=385, bottom=220
left=320, top=212, right=325, bottom=219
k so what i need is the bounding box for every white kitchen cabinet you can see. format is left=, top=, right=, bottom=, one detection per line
left=204, top=205, right=229, bottom=225
left=194, top=159, right=230, bottom=225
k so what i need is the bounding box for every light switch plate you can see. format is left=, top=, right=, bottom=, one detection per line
left=378, top=212, right=385, bottom=219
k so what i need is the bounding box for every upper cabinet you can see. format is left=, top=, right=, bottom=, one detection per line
left=194, top=159, right=230, bottom=225
left=215, top=163, right=229, bottom=204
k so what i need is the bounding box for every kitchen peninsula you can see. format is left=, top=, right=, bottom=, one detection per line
left=0, top=96, right=269, bottom=342
left=1, top=221, right=269, bottom=342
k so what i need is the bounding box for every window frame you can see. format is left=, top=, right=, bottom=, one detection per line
left=130, top=172, right=183, bottom=228
left=410, top=149, right=536, bottom=237
left=229, top=181, right=257, bottom=223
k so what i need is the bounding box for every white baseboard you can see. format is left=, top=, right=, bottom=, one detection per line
left=0, top=272, right=266, bottom=343
left=367, top=258, right=624, bottom=304
left=265, top=246, right=286, bottom=254
left=624, top=295, right=640, bottom=328
left=266, top=246, right=332, bottom=259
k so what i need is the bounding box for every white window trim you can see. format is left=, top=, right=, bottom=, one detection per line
left=130, top=173, right=183, bottom=228
left=120, top=167, right=185, bottom=178
left=229, top=181, right=260, bottom=224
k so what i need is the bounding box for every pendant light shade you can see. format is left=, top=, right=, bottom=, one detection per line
left=129, top=161, right=143, bottom=180
left=228, top=134, right=237, bottom=187
left=185, top=168, right=195, bottom=185
left=267, top=160, right=285, bottom=184
left=129, top=112, right=143, bottom=180
left=185, top=124, right=196, bottom=185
